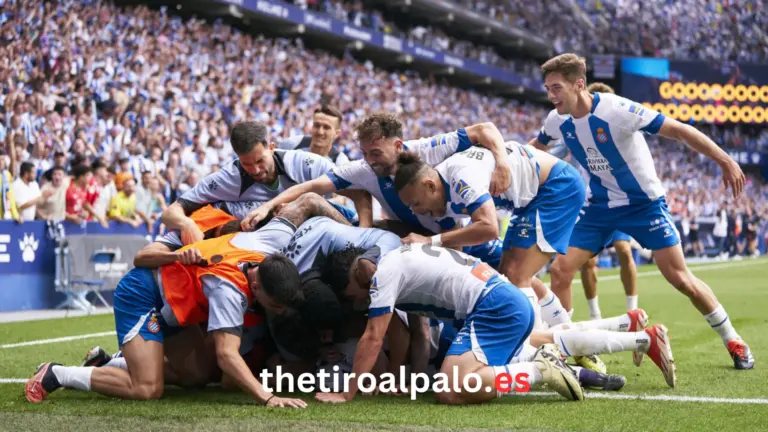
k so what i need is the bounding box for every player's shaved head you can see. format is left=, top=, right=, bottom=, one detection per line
left=587, top=82, right=615, bottom=94
left=541, top=53, right=587, bottom=83
left=394, top=152, right=447, bottom=218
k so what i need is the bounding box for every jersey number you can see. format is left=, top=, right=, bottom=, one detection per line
left=420, top=244, right=473, bottom=266
left=463, top=149, right=485, bottom=161
left=420, top=245, right=497, bottom=282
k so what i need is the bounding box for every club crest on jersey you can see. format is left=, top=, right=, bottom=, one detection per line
left=147, top=315, right=160, bottom=334
left=369, top=278, right=378, bottom=297
left=596, top=127, right=608, bottom=143
left=454, top=179, right=477, bottom=202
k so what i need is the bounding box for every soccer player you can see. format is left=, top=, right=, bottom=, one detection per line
left=393, top=143, right=581, bottom=331
left=387, top=311, right=628, bottom=392
left=241, top=112, right=511, bottom=266
left=279, top=105, right=350, bottom=167
left=326, top=246, right=675, bottom=391
left=529, top=53, right=753, bottom=369
left=315, top=243, right=585, bottom=405
left=161, top=120, right=368, bottom=244
left=557, top=82, right=639, bottom=323
left=25, top=195, right=351, bottom=407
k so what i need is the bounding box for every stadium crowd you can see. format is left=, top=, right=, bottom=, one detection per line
left=288, top=0, right=541, bottom=77
left=458, top=0, right=768, bottom=63
left=0, top=0, right=765, bottom=255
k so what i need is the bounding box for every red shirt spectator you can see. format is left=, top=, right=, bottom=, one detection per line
left=66, top=177, right=89, bottom=219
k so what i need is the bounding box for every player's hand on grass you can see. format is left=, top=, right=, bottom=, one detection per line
left=177, top=248, right=203, bottom=265
left=265, top=396, right=307, bottom=408
left=242, top=205, right=272, bottom=231
left=719, top=157, right=745, bottom=197
left=489, top=160, right=511, bottom=196
left=315, top=392, right=350, bottom=403
left=180, top=218, right=204, bottom=245
left=402, top=233, right=430, bottom=245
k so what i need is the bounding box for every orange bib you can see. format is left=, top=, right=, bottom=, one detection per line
left=159, top=234, right=265, bottom=327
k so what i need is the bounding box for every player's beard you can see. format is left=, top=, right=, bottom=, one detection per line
left=370, top=162, right=394, bottom=178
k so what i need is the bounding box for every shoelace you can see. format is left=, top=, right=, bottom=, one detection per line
left=729, top=341, right=747, bottom=359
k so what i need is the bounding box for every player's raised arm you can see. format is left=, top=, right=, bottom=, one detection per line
left=656, top=118, right=744, bottom=197
left=464, top=122, right=511, bottom=195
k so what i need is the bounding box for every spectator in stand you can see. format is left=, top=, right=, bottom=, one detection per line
left=0, top=149, right=21, bottom=223
left=12, top=162, right=46, bottom=222
left=135, top=175, right=167, bottom=233
left=108, top=178, right=142, bottom=228
left=37, top=167, right=68, bottom=222
left=65, top=165, right=108, bottom=227
left=89, top=161, right=117, bottom=220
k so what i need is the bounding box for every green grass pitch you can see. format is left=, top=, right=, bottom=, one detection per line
left=2, top=258, right=767, bottom=431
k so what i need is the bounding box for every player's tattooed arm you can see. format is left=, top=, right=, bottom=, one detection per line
left=276, top=192, right=353, bottom=228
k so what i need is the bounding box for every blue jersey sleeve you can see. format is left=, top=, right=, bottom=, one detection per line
left=403, top=129, right=473, bottom=167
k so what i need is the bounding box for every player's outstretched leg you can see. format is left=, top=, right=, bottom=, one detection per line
left=26, top=334, right=165, bottom=403
left=653, top=244, right=754, bottom=370
left=435, top=349, right=584, bottom=405
left=534, top=325, right=676, bottom=388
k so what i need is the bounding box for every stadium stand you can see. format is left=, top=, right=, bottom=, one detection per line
left=0, top=0, right=765, bottom=260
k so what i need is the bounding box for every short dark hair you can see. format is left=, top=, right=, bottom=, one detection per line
left=323, top=246, right=366, bottom=295
left=71, top=164, right=91, bottom=180
left=259, top=253, right=303, bottom=306
left=211, top=219, right=243, bottom=238
left=314, top=105, right=343, bottom=128
left=91, top=160, right=107, bottom=171
left=270, top=311, right=320, bottom=360
left=354, top=111, right=403, bottom=145
left=230, top=121, right=269, bottom=155
left=300, top=279, right=343, bottom=331
left=19, top=162, right=35, bottom=177
left=393, top=152, right=428, bottom=192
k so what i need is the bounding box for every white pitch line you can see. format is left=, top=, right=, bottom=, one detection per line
left=520, top=391, right=768, bottom=404
left=568, top=258, right=766, bottom=285
left=0, top=331, right=115, bottom=349
left=0, top=380, right=764, bottom=405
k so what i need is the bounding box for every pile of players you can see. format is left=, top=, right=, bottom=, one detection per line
left=24, top=54, right=754, bottom=408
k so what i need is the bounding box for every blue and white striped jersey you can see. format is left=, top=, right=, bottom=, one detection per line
left=537, top=93, right=666, bottom=209
left=326, top=129, right=474, bottom=233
